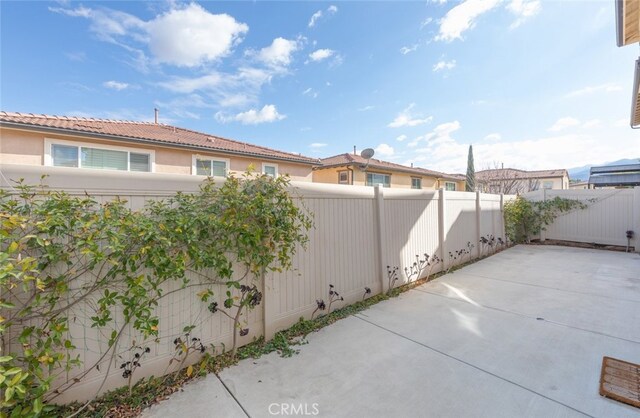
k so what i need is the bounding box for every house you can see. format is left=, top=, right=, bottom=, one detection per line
left=569, top=181, right=591, bottom=190
left=0, top=112, right=318, bottom=181
left=588, top=163, right=640, bottom=188
left=476, top=168, right=569, bottom=194
left=615, top=0, right=640, bottom=128
left=312, top=152, right=466, bottom=190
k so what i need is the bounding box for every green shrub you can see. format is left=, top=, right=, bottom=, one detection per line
left=0, top=172, right=311, bottom=416
left=504, top=195, right=586, bottom=244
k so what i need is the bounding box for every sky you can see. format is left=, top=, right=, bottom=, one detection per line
left=1, top=0, right=639, bottom=174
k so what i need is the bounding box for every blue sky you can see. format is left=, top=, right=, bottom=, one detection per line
left=1, top=0, right=638, bottom=173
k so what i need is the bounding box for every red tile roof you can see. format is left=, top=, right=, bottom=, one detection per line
left=476, top=168, right=568, bottom=181
left=316, top=153, right=464, bottom=181
left=0, top=111, right=318, bottom=165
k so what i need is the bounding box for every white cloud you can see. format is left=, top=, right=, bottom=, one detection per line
left=433, top=59, right=456, bottom=72
left=484, top=133, right=501, bottom=141
left=215, top=104, right=285, bottom=125
left=255, top=37, right=300, bottom=68
left=358, top=105, right=374, bottom=111
left=582, top=119, right=602, bottom=129
left=506, top=0, right=541, bottom=29
left=400, top=44, right=419, bottom=55
left=404, top=123, right=639, bottom=174
left=146, top=4, right=248, bottom=67
left=302, top=87, right=318, bottom=98
left=388, top=103, right=433, bottom=128
left=420, top=17, right=434, bottom=29
left=375, top=143, right=395, bottom=157
left=308, top=49, right=335, bottom=62
left=308, top=5, right=338, bottom=28
left=564, top=83, right=622, bottom=98
left=548, top=117, right=580, bottom=132
left=613, top=118, right=629, bottom=127
left=157, top=66, right=275, bottom=109
left=396, top=134, right=408, bottom=142
left=51, top=3, right=248, bottom=68
left=308, top=10, right=323, bottom=28
left=435, top=0, right=501, bottom=42
left=103, top=80, right=130, bottom=91
left=310, top=142, right=328, bottom=148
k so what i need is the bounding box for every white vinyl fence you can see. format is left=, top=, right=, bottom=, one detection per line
left=524, top=188, right=640, bottom=250
left=1, top=165, right=510, bottom=403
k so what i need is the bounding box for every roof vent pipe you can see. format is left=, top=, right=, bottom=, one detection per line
left=154, top=108, right=159, bottom=124
left=353, top=145, right=356, bottom=155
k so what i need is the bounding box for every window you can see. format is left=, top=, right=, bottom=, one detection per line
left=46, top=139, right=153, bottom=172
left=543, top=181, right=554, bottom=189
left=411, top=177, right=422, bottom=189
left=338, top=171, right=349, bottom=184
left=194, top=157, right=229, bottom=177
left=445, top=182, right=456, bottom=191
left=262, top=163, right=278, bottom=178
left=366, top=173, right=391, bottom=188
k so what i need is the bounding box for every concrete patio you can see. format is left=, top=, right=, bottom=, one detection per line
left=143, top=245, right=640, bottom=418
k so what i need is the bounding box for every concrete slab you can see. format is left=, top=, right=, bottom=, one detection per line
left=144, top=245, right=640, bottom=418
left=140, top=374, right=246, bottom=418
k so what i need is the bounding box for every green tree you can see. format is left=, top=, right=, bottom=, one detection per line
left=466, top=145, right=475, bottom=192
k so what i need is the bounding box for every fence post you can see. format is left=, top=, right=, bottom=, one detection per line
left=540, top=188, right=547, bottom=242
left=500, top=193, right=505, bottom=243
left=633, top=186, right=640, bottom=253
left=262, top=271, right=276, bottom=340
left=475, top=191, right=482, bottom=259
left=438, top=188, right=447, bottom=267
left=373, top=185, right=387, bottom=293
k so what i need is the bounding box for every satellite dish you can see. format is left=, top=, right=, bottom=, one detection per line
left=359, top=148, right=375, bottom=171
left=360, top=148, right=375, bottom=160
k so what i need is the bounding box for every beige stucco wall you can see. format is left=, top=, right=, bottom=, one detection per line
left=313, top=166, right=449, bottom=190
left=0, top=127, right=313, bottom=181
left=538, top=176, right=568, bottom=190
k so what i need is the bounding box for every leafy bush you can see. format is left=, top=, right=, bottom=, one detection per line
left=503, top=195, right=586, bottom=244
left=0, top=172, right=311, bottom=415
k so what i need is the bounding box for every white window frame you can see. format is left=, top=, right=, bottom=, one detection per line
left=192, top=155, right=231, bottom=177
left=262, top=162, right=279, bottom=178
left=445, top=181, right=456, bottom=191
left=543, top=181, right=554, bottom=189
left=366, top=172, right=391, bottom=188
left=44, top=138, right=155, bottom=172
left=338, top=171, right=349, bottom=185
left=411, top=177, right=422, bottom=190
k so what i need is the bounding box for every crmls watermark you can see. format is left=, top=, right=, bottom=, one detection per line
left=268, top=403, right=320, bottom=416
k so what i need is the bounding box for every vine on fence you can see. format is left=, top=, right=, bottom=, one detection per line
left=503, top=195, right=587, bottom=244
left=0, top=171, right=312, bottom=416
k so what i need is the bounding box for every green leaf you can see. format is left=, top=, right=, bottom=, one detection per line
left=33, top=397, right=43, bottom=414
left=7, top=241, right=18, bottom=254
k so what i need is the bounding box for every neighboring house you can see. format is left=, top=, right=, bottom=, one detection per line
left=476, top=168, right=569, bottom=194
left=569, top=181, right=591, bottom=190
left=0, top=112, right=318, bottom=181
left=313, top=153, right=466, bottom=191
left=588, top=163, right=640, bottom=188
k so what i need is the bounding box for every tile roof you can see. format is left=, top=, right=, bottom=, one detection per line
left=0, top=111, right=319, bottom=165
left=316, top=153, right=464, bottom=181
left=476, top=168, right=568, bottom=180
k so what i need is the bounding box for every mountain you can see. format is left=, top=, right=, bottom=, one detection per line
left=568, top=158, right=640, bottom=181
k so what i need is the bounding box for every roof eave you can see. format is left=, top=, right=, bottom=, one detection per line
left=616, top=0, right=625, bottom=47
left=632, top=58, right=640, bottom=128
left=0, top=121, right=320, bottom=166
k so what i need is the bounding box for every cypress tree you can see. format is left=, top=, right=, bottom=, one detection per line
left=466, top=145, right=475, bottom=192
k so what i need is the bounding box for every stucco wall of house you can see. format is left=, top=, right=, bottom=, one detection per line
left=0, top=127, right=313, bottom=181
left=313, top=166, right=451, bottom=190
